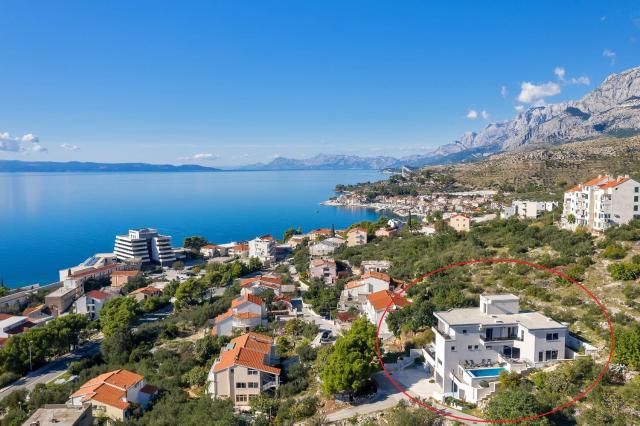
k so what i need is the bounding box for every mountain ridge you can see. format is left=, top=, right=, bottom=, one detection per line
left=0, top=160, right=221, bottom=173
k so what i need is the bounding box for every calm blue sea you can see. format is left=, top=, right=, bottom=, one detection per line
left=0, top=170, right=384, bottom=287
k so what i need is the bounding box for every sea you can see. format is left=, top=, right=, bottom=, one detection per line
left=0, top=170, right=385, bottom=287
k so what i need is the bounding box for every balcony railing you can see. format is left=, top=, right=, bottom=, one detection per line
left=480, top=334, right=522, bottom=342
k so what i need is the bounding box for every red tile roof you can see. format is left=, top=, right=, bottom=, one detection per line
left=362, top=271, right=391, bottom=282
left=583, top=175, right=610, bottom=186
left=212, top=332, right=280, bottom=375
left=599, top=176, right=629, bottom=189
left=366, top=290, right=410, bottom=311
left=70, top=263, right=121, bottom=279
left=128, top=286, right=162, bottom=296
left=0, top=313, right=14, bottom=320
left=71, top=369, right=146, bottom=411
left=231, top=293, right=263, bottom=308
left=111, top=270, right=140, bottom=277
left=85, top=290, right=111, bottom=301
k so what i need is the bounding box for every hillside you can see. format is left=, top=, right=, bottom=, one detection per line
left=439, top=136, right=640, bottom=190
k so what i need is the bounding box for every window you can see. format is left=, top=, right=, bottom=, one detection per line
left=486, top=345, right=492, bottom=350
left=451, top=346, right=456, bottom=352
left=474, top=345, right=479, bottom=350
left=635, top=196, right=639, bottom=202
left=235, top=395, right=248, bottom=403
left=538, top=351, right=543, bottom=362
left=546, top=332, right=559, bottom=341
left=468, top=345, right=473, bottom=351
left=635, top=206, right=639, bottom=212
left=636, top=187, right=639, bottom=193
left=248, top=382, right=259, bottom=388
left=236, top=382, right=247, bottom=389
left=462, top=329, right=467, bottom=334
left=247, top=369, right=258, bottom=375
left=551, top=350, right=558, bottom=360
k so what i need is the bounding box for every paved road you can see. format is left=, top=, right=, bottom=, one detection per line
left=0, top=303, right=173, bottom=400
left=0, top=341, right=101, bottom=399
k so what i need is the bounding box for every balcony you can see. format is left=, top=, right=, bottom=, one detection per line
left=479, top=334, right=522, bottom=343
left=432, top=326, right=452, bottom=341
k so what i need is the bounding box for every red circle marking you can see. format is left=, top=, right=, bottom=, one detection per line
left=375, top=258, right=615, bottom=423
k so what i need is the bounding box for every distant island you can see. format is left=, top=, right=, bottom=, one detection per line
left=0, top=160, right=221, bottom=173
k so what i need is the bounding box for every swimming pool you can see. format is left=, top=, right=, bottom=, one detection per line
left=467, top=367, right=506, bottom=377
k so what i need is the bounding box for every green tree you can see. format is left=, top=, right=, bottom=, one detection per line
left=320, top=317, right=379, bottom=395
left=99, top=297, right=140, bottom=336
left=613, top=325, right=640, bottom=369
left=485, top=386, right=549, bottom=425
left=183, top=236, right=208, bottom=250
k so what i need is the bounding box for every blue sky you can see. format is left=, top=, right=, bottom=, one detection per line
left=0, top=1, right=639, bottom=166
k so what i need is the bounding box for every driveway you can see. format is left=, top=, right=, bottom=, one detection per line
left=325, top=367, right=483, bottom=425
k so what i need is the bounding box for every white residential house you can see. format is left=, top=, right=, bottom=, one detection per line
left=248, top=235, right=276, bottom=266
left=114, top=228, right=176, bottom=266
left=502, top=200, right=558, bottom=219
left=74, top=290, right=115, bottom=320
left=309, top=237, right=346, bottom=257
left=363, top=290, right=410, bottom=335
left=360, top=260, right=391, bottom=274
left=424, top=294, right=569, bottom=404
left=309, top=259, right=338, bottom=284
left=561, top=175, right=640, bottom=232
left=240, top=275, right=294, bottom=296
left=200, top=245, right=228, bottom=258
left=207, top=332, right=281, bottom=409
left=210, top=294, right=267, bottom=337
left=343, top=272, right=391, bottom=301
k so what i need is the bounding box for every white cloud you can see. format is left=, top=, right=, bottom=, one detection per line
left=481, top=110, right=490, bottom=120
left=0, top=132, right=47, bottom=153
left=466, top=109, right=478, bottom=120
left=500, top=85, right=508, bottom=98
left=515, top=105, right=525, bottom=112
left=179, top=152, right=220, bottom=162
left=603, top=48, right=616, bottom=64
left=517, top=81, right=561, bottom=104
left=60, top=143, right=80, bottom=151
left=554, top=66, right=590, bottom=86
left=568, top=76, right=590, bottom=85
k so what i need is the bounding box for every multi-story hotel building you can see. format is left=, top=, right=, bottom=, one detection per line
left=561, top=175, right=640, bottom=232
left=424, top=294, right=569, bottom=403
left=114, top=228, right=176, bottom=266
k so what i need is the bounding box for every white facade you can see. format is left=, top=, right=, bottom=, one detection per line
left=114, top=228, right=176, bottom=266
left=561, top=175, right=640, bottom=232
left=425, top=294, right=568, bottom=404
left=503, top=200, right=558, bottom=219
left=248, top=236, right=276, bottom=266
left=309, top=237, right=345, bottom=256
left=344, top=274, right=390, bottom=300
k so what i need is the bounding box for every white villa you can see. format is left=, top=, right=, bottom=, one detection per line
left=248, top=235, right=276, bottom=266
left=210, top=294, right=267, bottom=337
left=561, top=175, right=640, bottom=233
left=309, top=237, right=346, bottom=257
left=502, top=200, right=558, bottom=219
left=423, top=294, right=570, bottom=404
left=343, top=271, right=390, bottom=301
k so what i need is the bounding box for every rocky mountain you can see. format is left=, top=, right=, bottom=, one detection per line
left=0, top=160, right=221, bottom=173
left=445, top=66, right=640, bottom=154
left=239, top=153, right=399, bottom=170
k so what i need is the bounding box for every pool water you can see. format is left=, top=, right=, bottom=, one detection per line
left=468, top=367, right=506, bottom=377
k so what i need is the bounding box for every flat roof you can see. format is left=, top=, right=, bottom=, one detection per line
left=435, top=308, right=566, bottom=330
left=481, top=294, right=519, bottom=301
left=23, top=404, right=90, bottom=426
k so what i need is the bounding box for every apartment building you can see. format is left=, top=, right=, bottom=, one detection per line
left=561, top=175, right=640, bottom=232
left=307, top=228, right=333, bottom=241
left=110, top=270, right=141, bottom=288
left=59, top=253, right=118, bottom=281
left=200, top=244, right=229, bottom=258
left=502, top=200, right=558, bottom=219
left=207, top=332, right=280, bottom=409
left=309, top=237, right=346, bottom=256
left=69, top=369, right=157, bottom=422
left=343, top=272, right=391, bottom=301
left=309, top=259, right=337, bottom=284
left=346, top=227, right=368, bottom=247
left=114, top=228, right=176, bottom=266
left=248, top=235, right=276, bottom=266
left=424, top=294, right=568, bottom=403
left=363, top=290, right=410, bottom=335
left=210, top=294, right=267, bottom=336
left=448, top=214, right=471, bottom=232
left=45, top=279, right=84, bottom=316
